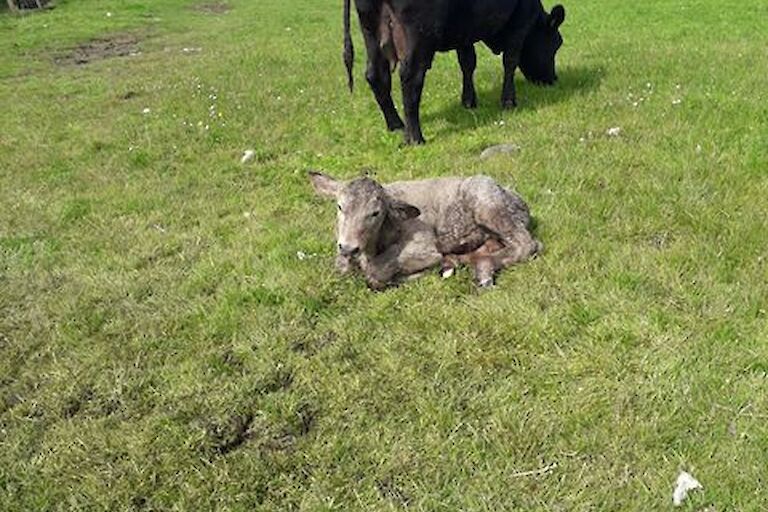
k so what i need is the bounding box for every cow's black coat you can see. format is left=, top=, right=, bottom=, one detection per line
left=344, top=0, right=566, bottom=144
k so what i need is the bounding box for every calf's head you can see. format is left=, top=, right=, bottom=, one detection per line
left=309, top=171, right=420, bottom=258
left=519, top=4, right=566, bottom=86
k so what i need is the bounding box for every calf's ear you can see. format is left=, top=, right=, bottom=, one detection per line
left=389, top=200, right=421, bottom=221
left=308, top=170, right=341, bottom=198
left=548, top=5, right=565, bottom=29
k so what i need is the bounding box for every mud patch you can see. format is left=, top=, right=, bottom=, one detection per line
left=202, top=413, right=255, bottom=456
left=255, top=366, right=294, bottom=395
left=120, top=90, right=140, bottom=100
left=291, top=331, right=337, bottom=356
left=190, top=1, right=231, bottom=14
left=61, top=386, right=94, bottom=418
left=55, top=34, right=141, bottom=66
left=262, top=404, right=316, bottom=452
left=376, top=478, right=412, bottom=508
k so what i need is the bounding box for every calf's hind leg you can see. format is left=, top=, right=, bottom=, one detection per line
left=473, top=201, right=541, bottom=285
left=440, top=239, right=503, bottom=286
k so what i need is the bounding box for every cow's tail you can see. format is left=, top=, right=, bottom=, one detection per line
left=343, top=0, right=354, bottom=92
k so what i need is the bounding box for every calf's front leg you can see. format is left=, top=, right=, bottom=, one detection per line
left=361, top=233, right=442, bottom=289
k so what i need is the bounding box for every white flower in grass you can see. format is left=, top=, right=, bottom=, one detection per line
left=606, top=127, right=621, bottom=137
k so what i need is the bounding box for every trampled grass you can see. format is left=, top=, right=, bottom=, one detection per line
left=1, top=0, right=767, bottom=509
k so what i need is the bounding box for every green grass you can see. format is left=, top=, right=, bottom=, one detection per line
left=1, top=0, right=767, bottom=509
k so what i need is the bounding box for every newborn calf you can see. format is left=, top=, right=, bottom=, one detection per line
left=309, top=171, right=540, bottom=289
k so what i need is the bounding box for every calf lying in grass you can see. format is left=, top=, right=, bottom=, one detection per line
left=309, top=171, right=541, bottom=289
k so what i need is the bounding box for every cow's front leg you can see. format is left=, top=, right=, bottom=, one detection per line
left=457, top=45, right=477, bottom=109
left=361, top=27, right=404, bottom=131
left=399, top=51, right=433, bottom=145
left=501, top=49, right=521, bottom=109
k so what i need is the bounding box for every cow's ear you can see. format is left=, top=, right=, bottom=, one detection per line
left=389, top=200, right=421, bottom=221
left=308, top=170, right=341, bottom=199
left=548, top=5, right=565, bottom=29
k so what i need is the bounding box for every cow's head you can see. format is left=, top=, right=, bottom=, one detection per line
left=309, top=171, right=420, bottom=263
left=519, top=4, right=566, bottom=86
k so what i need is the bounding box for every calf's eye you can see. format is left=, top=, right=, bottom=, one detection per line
left=370, top=211, right=380, bottom=218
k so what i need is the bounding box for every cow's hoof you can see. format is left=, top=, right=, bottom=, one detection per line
left=404, top=134, right=426, bottom=145
left=387, top=119, right=405, bottom=131
left=501, top=99, right=517, bottom=110
left=462, top=96, right=478, bottom=109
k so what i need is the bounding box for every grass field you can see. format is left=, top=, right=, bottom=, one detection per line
left=1, top=0, right=767, bottom=509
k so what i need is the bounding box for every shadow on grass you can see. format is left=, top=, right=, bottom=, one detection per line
left=424, top=64, right=605, bottom=137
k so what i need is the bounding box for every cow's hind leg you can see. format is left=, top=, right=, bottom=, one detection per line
left=501, top=49, right=522, bottom=109
left=456, top=45, right=477, bottom=109
left=362, top=29, right=404, bottom=131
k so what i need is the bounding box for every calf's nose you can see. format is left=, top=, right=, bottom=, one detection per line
left=338, top=244, right=360, bottom=257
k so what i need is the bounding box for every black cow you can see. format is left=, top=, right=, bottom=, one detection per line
left=343, top=0, right=566, bottom=144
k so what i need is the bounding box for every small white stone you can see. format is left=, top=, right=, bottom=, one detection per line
left=480, top=143, right=520, bottom=159
left=241, top=150, right=256, bottom=164
left=673, top=471, right=702, bottom=506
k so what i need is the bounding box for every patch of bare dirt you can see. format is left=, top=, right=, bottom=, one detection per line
left=190, top=1, right=231, bottom=14
left=55, top=34, right=141, bottom=66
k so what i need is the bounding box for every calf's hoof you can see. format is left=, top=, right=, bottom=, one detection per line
left=366, top=279, right=389, bottom=291
left=477, top=278, right=495, bottom=289
left=335, top=254, right=356, bottom=274
left=531, top=240, right=544, bottom=258
left=473, top=259, right=496, bottom=288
